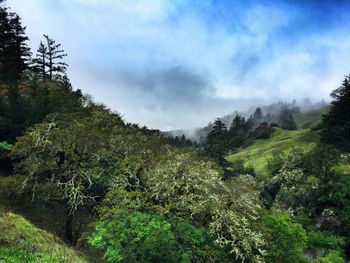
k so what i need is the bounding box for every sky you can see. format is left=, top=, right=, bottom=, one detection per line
left=7, top=0, right=350, bottom=130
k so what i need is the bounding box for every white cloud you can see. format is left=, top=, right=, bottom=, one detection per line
left=6, top=0, right=350, bottom=129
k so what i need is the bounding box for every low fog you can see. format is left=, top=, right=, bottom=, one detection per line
left=165, top=99, right=328, bottom=143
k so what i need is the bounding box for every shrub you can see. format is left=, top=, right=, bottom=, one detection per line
left=264, top=212, right=308, bottom=263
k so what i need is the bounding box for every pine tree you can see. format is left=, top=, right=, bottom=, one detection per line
left=33, top=41, right=48, bottom=80
left=205, top=118, right=228, bottom=166
left=44, top=34, right=67, bottom=80
left=33, top=34, right=68, bottom=81
left=229, top=114, right=248, bottom=148
left=278, top=108, right=297, bottom=130
left=230, top=115, right=246, bottom=135
left=253, top=107, right=263, bottom=120
left=0, top=1, right=31, bottom=83
left=7, top=14, right=31, bottom=80
left=321, top=75, right=350, bottom=149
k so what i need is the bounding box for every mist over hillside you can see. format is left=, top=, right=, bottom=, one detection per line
left=164, top=99, right=328, bottom=143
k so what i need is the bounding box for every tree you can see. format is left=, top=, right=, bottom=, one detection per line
left=204, top=118, right=228, bottom=166
left=229, top=114, right=246, bottom=136
left=33, top=34, right=68, bottom=81
left=253, top=107, right=263, bottom=121
left=89, top=211, right=224, bottom=263
left=0, top=1, right=31, bottom=83
left=32, top=41, right=47, bottom=80
left=11, top=109, right=124, bottom=243
left=3, top=84, right=28, bottom=141
left=321, top=75, right=350, bottom=150
left=278, top=108, right=297, bottom=130
left=229, top=114, right=248, bottom=148
left=6, top=14, right=31, bottom=81
left=264, top=212, right=308, bottom=263
left=44, top=34, right=68, bottom=80
left=101, top=148, right=266, bottom=262
left=0, top=78, right=85, bottom=142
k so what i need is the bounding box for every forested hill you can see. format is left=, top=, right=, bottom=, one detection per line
left=1, top=1, right=350, bottom=262
left=165, top=101, right=329, bottom=145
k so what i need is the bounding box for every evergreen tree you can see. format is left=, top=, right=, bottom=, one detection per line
left=253, top=107, right=263, bottom=121
left=229, top=114, right=248, bottom=148
left=33, top=34, right=68, bottom=81
left=6, top=14, right=31, bottom=80
left=0, top=0, right=11, bottom=79
left=244, top=116, right=254, bottom=131
left=204, top=118, right=228, bottom=166
left=278, top=108, right=297, bottom=130
left=44, top=34, right=67, bottom=80
left=0, top=1, right=31, bottom=83
left=174, top=136, right=180, bottom=146
left=33, top=41, right=47, bottom=80
left=229, top=114, right=246, bottom=135
left=321, top=75, right=350, bottom=149
left=181, top=134, right=186, bottom=146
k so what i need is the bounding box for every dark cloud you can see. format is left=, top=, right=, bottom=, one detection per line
left=89, top=65, right=215, bottom=112
left=124, top=66, right=214, bottom=110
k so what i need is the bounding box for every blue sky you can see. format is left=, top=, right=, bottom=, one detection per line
left=7, top=0, right=350, bottom=130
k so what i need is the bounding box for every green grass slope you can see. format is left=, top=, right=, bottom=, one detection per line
left=0, top=212, right=88, bottom=263
left=0, top=176, right=90, bottom=263
left=227, top=128, right=319, bottom=178
left=292, top=106, right=330, bottom=129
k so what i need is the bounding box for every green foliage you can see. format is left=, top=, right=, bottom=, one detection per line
left=263, top=212, right=308, bottom=263
left=317, top=250, right=346, bottom=263
left=307, top=231, right=345, bottom=252
left=264, top=144, right=350, bottom=261
left=223, top=158, right=255, bottom=179
left=11, top=108, right=125, bottom=241
left=96, top=148, right=266, bottom=262
left=0, top=141, right=11, bottom=159
left=174, top=220, right=228, bottom=261
left=300, top=146, right=350, bottom=234
left=24, top=81, right=84, bottom=125
left=144, top=150, right=265, bottom=262
left=267, top=152, right=285, bottom=176
left=90, top=211, right=181, bottom=263
left=90, top=211, right=226, bottom=263
left=0, top=79, right=85, bottom=142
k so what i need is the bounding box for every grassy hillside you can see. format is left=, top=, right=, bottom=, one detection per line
left=0, top=211, right=88, bottom=263
left=0, top=176, right=93, bottom=263
left=227, top=128, right=320, bottom=178
left=292, top=106, right=330, bottom=129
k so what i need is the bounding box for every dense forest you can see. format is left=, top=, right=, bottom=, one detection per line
left=0, top=1, right=350, bottom=262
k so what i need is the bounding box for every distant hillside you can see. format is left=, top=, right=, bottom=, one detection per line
left=292, top=106, right=330, bottom=129
left=226, top=128, right=320, bottom=178
left=164, top=100, right=328, bottom=143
